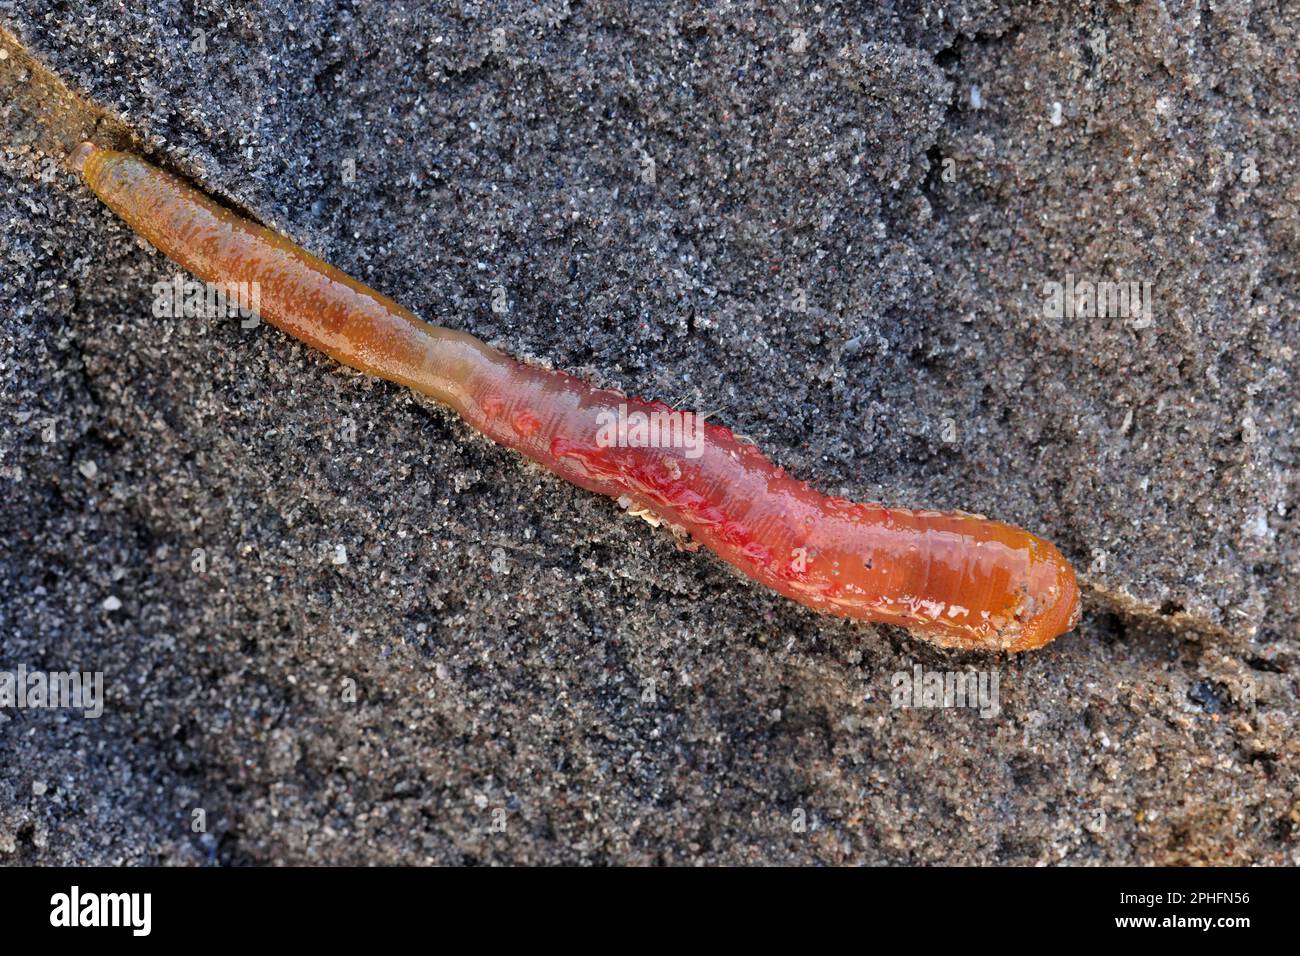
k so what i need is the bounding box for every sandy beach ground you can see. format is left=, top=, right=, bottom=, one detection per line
left=1, top=1, right=1295, bottom=864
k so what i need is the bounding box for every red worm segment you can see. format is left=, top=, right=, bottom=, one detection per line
left=72, top=143, right=1080, bottom=652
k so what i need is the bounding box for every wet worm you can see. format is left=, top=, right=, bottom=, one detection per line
left=72, top=143, right=1080, bottom=652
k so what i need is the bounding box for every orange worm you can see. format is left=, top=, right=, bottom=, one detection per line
left=72, top=143, right=1080, bottom=652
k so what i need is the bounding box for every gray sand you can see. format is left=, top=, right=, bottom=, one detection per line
left=1, top=1, right=1296, bottom=864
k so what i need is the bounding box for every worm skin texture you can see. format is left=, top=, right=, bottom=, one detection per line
left=74, top=143, right=1081, bottom=652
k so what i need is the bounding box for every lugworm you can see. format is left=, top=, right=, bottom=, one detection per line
left=72, top=142, right=1080, bottom=652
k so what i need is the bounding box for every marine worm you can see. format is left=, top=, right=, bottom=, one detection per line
left=72, top=143, right=1080, bottom=652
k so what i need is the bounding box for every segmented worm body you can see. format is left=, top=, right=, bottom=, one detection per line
left=74, top=144, right=1080, bottom=652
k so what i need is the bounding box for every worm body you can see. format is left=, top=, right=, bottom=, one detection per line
left=74, top=144, right=1080, bottom=652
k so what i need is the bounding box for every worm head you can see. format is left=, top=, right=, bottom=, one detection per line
left=1010, top=541, right=1082, bottom=652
